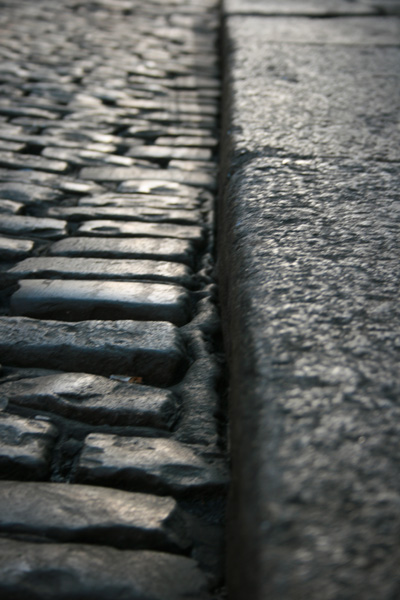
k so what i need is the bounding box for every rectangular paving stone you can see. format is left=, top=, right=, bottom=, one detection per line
left=118, top=179, right=205, bottom=198
left=77, top=219, right=205, bottom=244
left=0, top=480, right=189, bottom=553
left=79, top=192, right=200, bottom=210
left=0, top=215, right=67, bottom=239
left=76, top=433, right=228, bottom=498
left=126, top=145, right=212, bottom=161
left=0, top=539, right=210, bottom=600
left=49, top=237, right=196, bottom=267
left=0, top=151, right=68, bottom=173
left=0, top=413, right=57, bottom=480
left=155, top=135, right=217, bottom=147
left=0, top=236, right=34, bottom=261
left=10, top=279, right=192, bottom=326
left=0, top=198, right=24, bottom=214
left=0, top=317, right=187, bottom=386
left=0, top=181, right=63, bottom=203
left=45, top=205, right=202, bottom=225
left=7, top=256, right=192, bottom=286
left=80, top=166, right=216, bottom=189
left=0, top=372, right=178, bottom=430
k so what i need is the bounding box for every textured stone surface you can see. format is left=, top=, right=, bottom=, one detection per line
left=49, top=237, right=195, bottom=266
left=77, top=219, right=205, bottom=243
left=224, top=18, right=400, bottom=161
left=221, top=5, right=400, bottom=600
left=225, top=0, right=399, bottom=15
left=0, top=372, right=178, bottom=429
left=7, top=256, right=192, bottom=286
left=0, top=317, right=187, bottom=386
left=0, top=216, right=67, bottom=239
left=0, top=481, right=190, bottom=552
left=46, top=204, right=202, bottom=225
left=0, top=236, right=34, bottom=261
left=0, top=413, right=57, bottom=480
left=76, top=433, right=228, bottom=497
left=80, top=166, right=215, bottom=188
left=10, top=279, right=191, bottom=325
left=0, top=538, right=210, bottom=600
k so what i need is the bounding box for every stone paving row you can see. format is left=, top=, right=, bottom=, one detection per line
left=0, top=1, right=226, bottom=598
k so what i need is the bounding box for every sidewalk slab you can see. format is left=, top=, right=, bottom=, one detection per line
left=220, top=3, right=400, bottom=599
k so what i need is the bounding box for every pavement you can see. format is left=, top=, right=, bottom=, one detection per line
left=219, top=1, right=400, bottom=599
left=0, top=0, right=399, bottom=599
left=0, top=1, right=227, bottom=599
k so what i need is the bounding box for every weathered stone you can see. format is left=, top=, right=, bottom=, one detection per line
left=0, top=215, right=67, bottom=239
left=0, top=151, right=68, bottom=173
left=7, top=256, right=192, bottom=286
left=0, top=181, right=63, bottom=203
left=77, top=219, right=205, bottom=244
left=45, top=205, right=202, bottom=225
left=0, top=538, right=210, bottom=600
left=0, top=199, right=24, bottom=214
left=0, top=413, right=57, bottom=480
left=117, top=178, right=204, bottom=197
left=76, top=433, right=228, bottom=497
left=126, top=145, right=212, bottom=161
left=0, top=317, right=187, bottom=386
left=41, top=147, right=136, bottom=167
left=0, top=236, right=34, bottom=261
left=225, top=0, right=398, bottom=15
left=0, top=372, right=179, bottom=429
left=0, top=480, right=189, bottom=552
left=10, top=279, right=191, bottom=325
left=79, top=192, right=200, bottom=210
left=49, top=237, right=195, bottom=266
left=80, top=166, right=215, bottom=189
left=155, top=135, right=217, bottom=147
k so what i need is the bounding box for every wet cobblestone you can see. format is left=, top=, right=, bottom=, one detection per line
left=0, top=0, right=225, bottom=598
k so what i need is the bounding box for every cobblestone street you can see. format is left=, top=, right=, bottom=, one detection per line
left=0, top=1, right=227, bottom=598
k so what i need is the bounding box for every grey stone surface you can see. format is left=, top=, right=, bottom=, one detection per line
left=76, top=433, right=228, bottom=497
left=0, top=199, right=24, bottom=214
left=0, top=413, right=57, bottom=480
left=224, top=0, right=400, bottom=15
left=221, top=6, right=400, bottom=600
left=224, top=17, right=400, bottom=161
left=117, top=178, right=206, bottom=197
left=126, top=145, right=212, bottom=161
left=0, top=538, right=210, bottom=600
left=77, top=219, right=205, bottom=244
left=238, top=15, right=400, bottom=45
left=80, top=166, right=216, bottom=189
left=0, top=317, right=187, bottom=386
left=0, top=236, right=34, bottom=261
left=78, top=192, right=200, bottom=210
left=0, top=372, right=178, bottom=429
left=0, top=151, right=68, bottom=173
left=0, top=182, right=63, bottom=203
left=7, top=256, right=192, bottom=286
left=0, top=215, right=67, bottom=239
left=10, top=279, right=191, bottom=325
left=0, top=480, right=190, bottom=552
left=45, top=205, right=202, bottom=225
left=49, top=237, right=195, bottom=266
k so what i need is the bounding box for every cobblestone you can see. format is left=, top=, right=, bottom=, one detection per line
left=0, top=0, right=225, bottom=596
left=0, top=414, right=58, bottom=480
left=76, top=433, right=228, bottom=498
left=0, top=480, right=190, bottom=552
left=49, top=237, right=196, bottom=266
left=0, top=539, right=210, bottom=600
left=0, top=372, right=178, bottom=429
left=7, top=256, right=192, bottom=286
